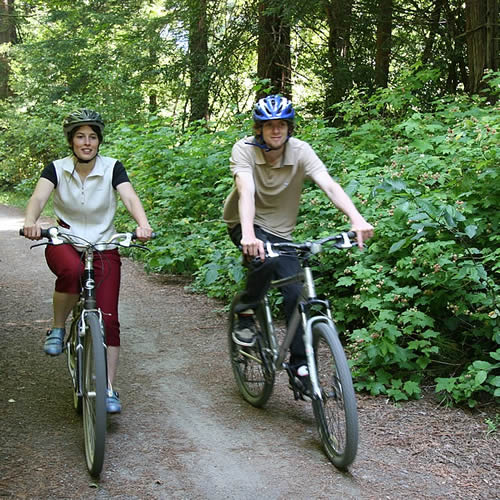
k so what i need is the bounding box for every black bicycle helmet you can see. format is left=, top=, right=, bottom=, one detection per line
left=253, top=95, right=295, bottom=122
left=63, top=109, right=105, bottom=142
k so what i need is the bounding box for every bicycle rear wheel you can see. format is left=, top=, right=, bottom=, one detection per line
left=311, top=322, right=358, bottom=469
left=82, top=312, right=107, bottom=477
left=228, top=295, right=275, bottom=407
left=66, top=317, right=82, bottom=414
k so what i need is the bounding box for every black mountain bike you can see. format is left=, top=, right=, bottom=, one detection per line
left=21, top=226, right=152, bottom=477
left=228, top=231, right=359, bottom=469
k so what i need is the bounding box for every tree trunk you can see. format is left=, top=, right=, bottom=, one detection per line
left=0, top=0, right=17, bottom=99
left=256, top=1, right=292, bottom=100
left=375, top=0, right=393, bottom=88
left=188, top=0, right=209, bottom=123
left=323, top=0, right=353, bottom=122
left=421, top=0, right=445, bottom=65
left=465, top=0, right=499, bottom=95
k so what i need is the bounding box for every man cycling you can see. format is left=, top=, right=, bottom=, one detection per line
left=223, top=94, right=373, bottom=398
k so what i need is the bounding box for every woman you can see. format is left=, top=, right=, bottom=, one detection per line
left=22, top=109, right=154, bottom=414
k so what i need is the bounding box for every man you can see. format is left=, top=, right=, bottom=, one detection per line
left=223, top=95, right=373, bottom=397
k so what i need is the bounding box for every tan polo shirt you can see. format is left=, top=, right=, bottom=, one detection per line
left=223, top=136, right=327, bottom=239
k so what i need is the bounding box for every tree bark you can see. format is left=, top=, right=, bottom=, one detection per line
left=0, top=0, right=17, bottom=99
left=256, top=1, right=292, bottom=100
left=375, top=0, right=393, bottom=88
left=465, top=0, right=499, bottom=95
left=323, top=0, right=353, bottom=122
left=188, top=0, right=210, bottom=123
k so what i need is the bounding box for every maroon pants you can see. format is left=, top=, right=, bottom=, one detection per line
left=45, top=245, right=122, bottom=346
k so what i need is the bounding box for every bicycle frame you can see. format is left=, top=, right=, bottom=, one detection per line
left=260, top=263, right=337, bottom=400
left=70, top=245, right=108, bottom=400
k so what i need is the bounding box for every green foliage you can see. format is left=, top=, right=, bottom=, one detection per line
left=2, top=71, right=498, bottom=408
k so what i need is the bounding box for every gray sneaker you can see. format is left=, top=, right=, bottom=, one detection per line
left=232, top=314, right=257, bottom=347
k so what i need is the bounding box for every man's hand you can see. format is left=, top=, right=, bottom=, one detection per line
left=351, top=221, right=374, bottom=250
left=135, top=226, right=154, bottom=242
left=240, top=235, right=265, bottom=262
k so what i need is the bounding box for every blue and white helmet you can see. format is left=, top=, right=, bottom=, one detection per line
left=253, top=95, right=295, bottom=122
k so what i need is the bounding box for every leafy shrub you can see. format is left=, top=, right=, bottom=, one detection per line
left=2, top=72, right=498, bottom=407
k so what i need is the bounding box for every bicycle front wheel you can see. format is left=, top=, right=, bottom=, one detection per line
left=82, top=312, right=107, bottom=477
left=311, top=322, right=358, bottom=469
left=66, top=317, right=82, bottom=414
left=228, top=295, right=275, bottom=407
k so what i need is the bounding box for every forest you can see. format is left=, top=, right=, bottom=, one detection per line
left=0, top=0, right=498, bottom=407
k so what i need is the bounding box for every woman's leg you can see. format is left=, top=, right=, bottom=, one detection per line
left=44, top=245, right=83, bottom=354
left=52, top=291, right=79, bottom=328
left=93, top=250, right=121, bottom=386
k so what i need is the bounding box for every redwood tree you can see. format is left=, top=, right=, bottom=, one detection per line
left=0, top=0, right=17, bottom=98
left=374, top=0, right=393, bottom=88
left=256, top=1, right=292, bottom=99
left=465, top=0, right=499, bottom=95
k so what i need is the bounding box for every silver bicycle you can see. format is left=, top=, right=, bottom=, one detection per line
left=228, top=231, right=359, bottom=469
left=21, top=226, right=152, bottom=477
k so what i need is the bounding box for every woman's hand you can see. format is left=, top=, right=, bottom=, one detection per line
left=22, top=223, right=43, bottom=240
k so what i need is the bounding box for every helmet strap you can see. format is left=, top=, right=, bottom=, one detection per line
left=72, top=148, right=99, bottom=164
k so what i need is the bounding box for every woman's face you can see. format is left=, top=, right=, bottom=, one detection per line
left=71, top=125, right=100, bottom=162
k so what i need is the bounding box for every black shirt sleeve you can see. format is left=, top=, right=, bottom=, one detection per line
left=40, top=162, right=58, bottom=186
left=40, top=160, right=129, bottom=189
left=112, top=161, right=130, bottom=189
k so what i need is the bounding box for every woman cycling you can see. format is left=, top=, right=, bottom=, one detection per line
left=22, top=109, right=154, bottom=414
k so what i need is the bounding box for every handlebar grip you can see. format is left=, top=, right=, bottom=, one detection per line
left=19, top=228, right=51, bottom=238
left=131, top=231, right=157, bottom=240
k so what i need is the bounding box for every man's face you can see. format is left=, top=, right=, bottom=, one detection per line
left=261, top=120, right=288, bottom=150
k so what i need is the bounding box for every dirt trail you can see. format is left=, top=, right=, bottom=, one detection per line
left=0, top=204, right=498, bottom=499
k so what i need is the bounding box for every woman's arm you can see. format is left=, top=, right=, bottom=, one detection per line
left=116, top=182, right=153, bottom=241
left=23, top=178, right=55, bottom=240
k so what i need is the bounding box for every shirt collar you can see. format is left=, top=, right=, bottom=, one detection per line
left=61, top=155, right=105, bottom=176
left=253, top=138, right=294, bottom=168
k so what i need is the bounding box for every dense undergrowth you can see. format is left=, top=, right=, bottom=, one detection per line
left=2, top=74, right=498, bottom=407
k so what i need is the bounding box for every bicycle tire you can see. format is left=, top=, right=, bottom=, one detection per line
left=228, top=294, right=275, bottom=407
left=311, top=322, right=358, bottom=469
left=66, top=317, right=82, bottom=414
left=82, top=312, right=107, bottom=477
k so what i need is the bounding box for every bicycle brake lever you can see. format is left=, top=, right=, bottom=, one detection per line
left=337, top=232, right=353, bottom=249
left=129, top=243, right=151, bottom=252
left=266, top=241, right=280, bottom=258
left=120, top=233, right=134, bottom=247
left=29, top=242, right=48, bottom=249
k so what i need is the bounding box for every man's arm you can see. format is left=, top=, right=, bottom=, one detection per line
left=235, top=172, right=265, bottom=260
left=310, top=169, right=374, bottom=249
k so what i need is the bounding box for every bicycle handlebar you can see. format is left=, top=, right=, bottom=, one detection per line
left=244, top=231, right=357, bottom=264
left=19, top=226, right=156, bottom=249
